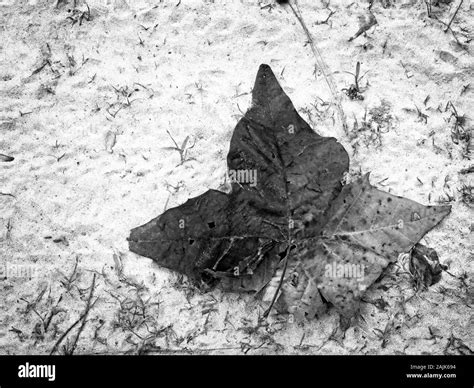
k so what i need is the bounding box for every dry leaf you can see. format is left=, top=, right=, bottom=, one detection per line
left=128, top=65, right=450, bottom=321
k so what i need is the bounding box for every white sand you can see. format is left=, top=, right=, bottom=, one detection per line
left=0, top=0, right=472, bottom=354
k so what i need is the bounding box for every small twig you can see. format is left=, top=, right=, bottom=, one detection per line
left=31, top=60, right=50, bottom=76
left=50, top=274, right=97, bottom=355
left=69, top=274, right=97, bottom=354
left=425, top=0, right=432, bottom=17
left=444, top=0, right=464, bottom=32
left=0, top=192, right=15, bottom=198
left=59, top=256, right=79, bottom=292
left=20, top=286, right=48, bottom=315
left=316, top=9, right=336, bottom=25
left=43, top=295, right=64, bottom=333
left=0, top=154, right=14, bottom=162
left=260, top=3, right=275, bottom=11
left=106, top=104, right=123, bottom=119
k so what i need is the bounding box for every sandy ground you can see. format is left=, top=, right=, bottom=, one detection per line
left=0, top=0, right=472, bottom=355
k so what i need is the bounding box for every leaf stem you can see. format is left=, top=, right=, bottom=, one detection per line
left=263, top=244, right=291, bottom=318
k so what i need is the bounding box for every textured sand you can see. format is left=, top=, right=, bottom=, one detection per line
left=0, top=0, right=472, bottom=354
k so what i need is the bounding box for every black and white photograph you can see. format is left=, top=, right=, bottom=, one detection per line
left=0, top=0, right=472, bottom=384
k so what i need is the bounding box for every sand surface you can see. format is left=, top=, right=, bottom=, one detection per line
left=0, top=0, right=472, bottom=354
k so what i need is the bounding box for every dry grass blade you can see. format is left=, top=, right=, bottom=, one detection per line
left=163, top=130, right=196, bottom=165
left=285, top=0, right=348, bottom=134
